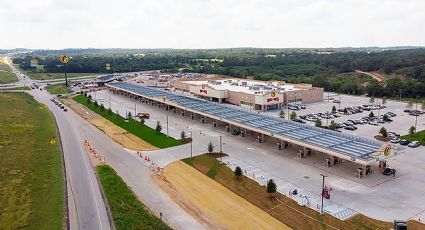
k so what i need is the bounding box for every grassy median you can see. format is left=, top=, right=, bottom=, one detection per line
left=46, top=84, right=70, bottom=94
left=183, top=154, right=424, bottom=230
left=0, top=72, right=18, bottom=84
left=96, top=165, right=171, bottom=230
left=0, top=92, right=64, bottom=229
left=0, top=86, right=31, bottom=91
left=73, top=95, right=182, bottom=148
left=401, top=130, right=425, bottom=145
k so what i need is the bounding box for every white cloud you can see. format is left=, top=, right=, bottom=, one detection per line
left=0, top=0, right=424, bottom=49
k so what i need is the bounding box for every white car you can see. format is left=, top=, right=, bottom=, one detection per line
left=408, top=141, right=420, bottom=148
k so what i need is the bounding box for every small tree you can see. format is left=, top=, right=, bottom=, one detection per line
left=100, top=104, right=105, bottom=111
left=155, top=121, right=162, bottom=132
left=207, top=142, right=214, bottom=153
left=127, top=111, right=132, bottom=118
left=266, top=179, right=277, bottom=198
left=140, top=117, right=145, bottom=125
left=382, top=96, right=388, bottom=105
left=379, top=127, right=388, bottom=138
left=369, top=96, right=375, bottom=104
left=315, top=119, right=322, bottom=127
left=94, top=100, right=98, bottom=107
left=409, top=126, right=416, bottom=135
left=369, top=111, right=375, bottom=118
left=279, top=110, right=285, bottom=119
left=332, top=105, right=337, bottom=113
left=329, top=120, right=337, bottom=131
left=234, top=166, right=242, bottom=179
left=107, top=108, right=113, bottom=115
left=343, top=108, right=348, bottom=114
left=290, top=111, right=297, bottom=120
left=383, top=114, right=389, bottom=121
left=88, top=94, right=92, bottom=99
left=180, top=130, right=186, bottom=140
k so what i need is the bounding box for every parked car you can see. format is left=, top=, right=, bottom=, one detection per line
left=390, top=138, right=400, bottom=143
left=63, top=108, right=68, bottom=112
left=399, top=139, right=411, bottom=146
left=344, top=126, right=356, bottom=131
left=383, top=168, right=396, bottom=176
left=408, top=141, right=420, bottom=148
left=293, top=118, right=306, bottom=124
left=369, top=121, right=378, bottom=126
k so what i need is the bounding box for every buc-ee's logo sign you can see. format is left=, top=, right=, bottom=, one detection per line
left=200, top=85, right=208, bottom=94
left=267, top=91, right=279, bottom=103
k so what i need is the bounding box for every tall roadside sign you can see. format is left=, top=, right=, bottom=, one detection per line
left=59, top=55, right=70, bottom=87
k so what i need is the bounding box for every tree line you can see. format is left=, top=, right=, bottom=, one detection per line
left=12, top=48, right=425, bottom=98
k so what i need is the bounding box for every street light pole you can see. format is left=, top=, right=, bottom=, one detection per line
left=415, top=96, right=419, bottom=133
left=320, top=173, right=327, bottom=215
left=190, top=131, right=193, bottom=158
left=219, top=135, right=223, bottom=164
left=166, top=115, right=169, bottom=137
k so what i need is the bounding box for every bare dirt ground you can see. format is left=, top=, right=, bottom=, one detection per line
left=355, top=70, right=386, bottom=83
left=163, top=161, right=291, bottom=230
left=153, top=174, right=223, bottom=230
left=62, top=98, right=158, bottom=151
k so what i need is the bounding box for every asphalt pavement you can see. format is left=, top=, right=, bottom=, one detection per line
left=5, top=57, right=205, bottom=230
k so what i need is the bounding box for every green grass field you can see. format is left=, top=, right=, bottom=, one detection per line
left=0, top=71, right=19, bottom=84
left=12, top=64, right=98, bottom=80
left=46, top=84, right=70, bottom=94
left=96, top=165, right=171, bottom=230
left=0, top=92, right=64, bottom=229
left=401, top=130, right=425, bottom=145
left=73, top=95, right=182, bottom=148
left=25, top=72, right=98, bottom=80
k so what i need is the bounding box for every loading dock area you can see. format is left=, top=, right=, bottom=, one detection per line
left=106, top=82, right=395, bottom=178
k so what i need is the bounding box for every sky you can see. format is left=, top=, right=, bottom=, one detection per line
left=0, top=0, right=424, bottom=49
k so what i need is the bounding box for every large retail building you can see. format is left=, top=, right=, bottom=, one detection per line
left=172, top=78, right=324, bottom=111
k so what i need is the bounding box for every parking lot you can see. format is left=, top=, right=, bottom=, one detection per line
left=265, top=93, right=425, bottom=145
left=86, top=89, right=425, bottom=222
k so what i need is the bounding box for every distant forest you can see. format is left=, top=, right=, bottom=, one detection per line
left=12, top=48, right=425, bottom=98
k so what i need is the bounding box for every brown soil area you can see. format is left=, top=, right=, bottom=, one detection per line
left=163, top=161, right=290, bottom=230
left=183, top=154, right=425, bottom=230
left=62, top=98, right=157, bottom=151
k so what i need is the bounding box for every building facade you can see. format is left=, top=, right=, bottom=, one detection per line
left=172, top=78, right=323, bottom=111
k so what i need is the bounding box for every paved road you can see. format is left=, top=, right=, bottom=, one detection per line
left=6, top=58, right=111, bottom=230
left=95, top=89, right=425, bottom=223
left=6, top=57, right=205, bottom=230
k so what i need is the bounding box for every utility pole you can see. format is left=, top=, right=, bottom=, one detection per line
left=320, top=174, right=327, bottom=215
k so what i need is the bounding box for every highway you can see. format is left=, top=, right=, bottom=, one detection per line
left=5, top=57, right=205, bottom=229
left=6, top=58, right=111, bottom=230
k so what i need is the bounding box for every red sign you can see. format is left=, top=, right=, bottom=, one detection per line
left=267, top=97, right=279, bottom=103
left=200, top=89, right=208, bottom=94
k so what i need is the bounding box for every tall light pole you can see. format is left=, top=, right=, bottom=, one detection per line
left=166, top=115, right=169, bottom=137
left=320, top=173, right=327, bottom=215
left=415, top=96, right=419, bottom=133
left=189, top=131, right=193, bottom=158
